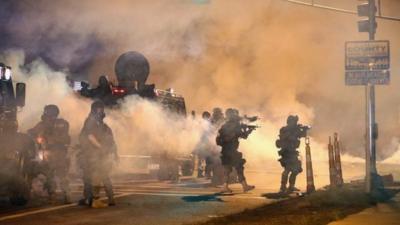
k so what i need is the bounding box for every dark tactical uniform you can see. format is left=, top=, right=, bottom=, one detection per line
left=79, top=101, right=118, bottom=207
left=276, top=115, right=308, bottom=193
left=209, top=108, right=225, bottom=185
left=216, top=108, right=255, bottom=192
left=80, top=76, right=115, bottom=105
left=195, top=111, right=211, bottom=178
left=211, top=108, right=225, bottom=128
left=28, top=105, right=71, bottom=202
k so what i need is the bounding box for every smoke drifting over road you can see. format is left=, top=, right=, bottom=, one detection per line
left=0, top=51, right=205, bottom=160
left=1, top=0, right=400, bottom=162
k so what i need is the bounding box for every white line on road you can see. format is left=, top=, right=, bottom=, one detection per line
left=0, top=193, right=132, bottom=222
left=0, top=190, right=266, bottom=222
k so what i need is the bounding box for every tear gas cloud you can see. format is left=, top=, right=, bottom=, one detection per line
left=1, top=51, right=205, bottom=160
left=1, top=0, right=400, bottom=165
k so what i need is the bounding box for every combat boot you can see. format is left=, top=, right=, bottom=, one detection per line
left=279, top=184, right=287, bottom=194
left=221, top=184, right=233, bottom=193
left=287, top=186, right=300, bottom=193
left=107, top=194, right=116, bottom=206
left=241, top=180, right=255, bottom=192
left=104, top=179, right=115, bottom=206
left=288, top=172, right=299, bottom=193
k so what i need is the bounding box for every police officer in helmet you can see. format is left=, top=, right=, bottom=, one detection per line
left=276, top=115, right=308, bottom=193
left=28, top=104, right=71, bottom=203
left=216, top=108, right=255, bottom=193
left=79, top=101, right=118, bottom=208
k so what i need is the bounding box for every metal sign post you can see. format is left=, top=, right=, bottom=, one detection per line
left=346, top=0, right=389, bottom=193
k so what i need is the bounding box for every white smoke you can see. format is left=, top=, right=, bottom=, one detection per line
left=1, top=50, right=205, bottom=164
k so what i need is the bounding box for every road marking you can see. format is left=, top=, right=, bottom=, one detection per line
left=0, top=185, right=268, bottom=222
left=0, top=190, right=266, bottom=222
left=75, top=188, right=267, bottom=200
left=125, top=192, right=267, bottom=200
left=0, top=193, right=131, bottom=222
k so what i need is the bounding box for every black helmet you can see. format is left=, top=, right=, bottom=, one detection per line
left=213, top=107, right=222, bottom=114
left=202, top=111, right=211, bottom=119
left=98, top=75, right=109, bottom=87
left=287, top=115, right=299, bottom=125
left=91, top=101, right=105, bottom=113
left=225, top=108, right=239, bottom=121
left=43, top=105, right=60, bottom=117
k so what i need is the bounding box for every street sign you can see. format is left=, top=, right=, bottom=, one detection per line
left=346, top=40, right=390, bottom=70
left=345, top=40, right=390, bottom=85
left=346, top=70, right=390, bottom=85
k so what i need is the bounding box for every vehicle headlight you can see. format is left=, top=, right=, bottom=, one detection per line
left=0, top=65, right=4, bottom=79
left=4, top=66, right=12, bottom=80
left=0, top=65, right=12, bottom=80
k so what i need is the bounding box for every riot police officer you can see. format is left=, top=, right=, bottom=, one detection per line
left=211, top=107, right=225, bottom=128
left=28, top=105, right=71, bottom=203
left=79, top=101, right=118, bottom=208
left=80, top=75, right=114, bottom=105
left=276, top=115, right=309, bottom=193
left=194, top=111, right=212, bottom=178
left=208, top=107, right=225, bottom=185
left=216, top=108, right=255, bottom=193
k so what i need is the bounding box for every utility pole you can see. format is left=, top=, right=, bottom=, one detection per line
left=357, top=0, right=382, bottom=193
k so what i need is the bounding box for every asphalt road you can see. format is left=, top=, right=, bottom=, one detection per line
left=0, top=162, right=397, bottom=225
left=0, top=171, right=276, bottom=225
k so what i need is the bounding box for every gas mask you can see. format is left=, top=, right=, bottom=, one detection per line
left=93, top=109, right=106, bottom=122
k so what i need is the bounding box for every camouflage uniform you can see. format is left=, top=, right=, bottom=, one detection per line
left=79, top=101, right=118, bottom=206
left=28, top=105, right=71, bottom=202
left=276, top=115, right=307, bottom=193
left=216, top=108, right=254, bottom=192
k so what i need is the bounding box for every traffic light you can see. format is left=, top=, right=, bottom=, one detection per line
left=357, top=1, right=377, bottom=35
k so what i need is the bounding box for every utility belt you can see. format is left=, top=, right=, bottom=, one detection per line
left=278, top=148, right=299, bottom=157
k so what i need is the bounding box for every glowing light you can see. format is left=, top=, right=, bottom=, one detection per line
left=37, top=136, right=45, bottom=144
left=112, top=87, right=127, bottom=95
left=4, top=67, right=11, bottom=80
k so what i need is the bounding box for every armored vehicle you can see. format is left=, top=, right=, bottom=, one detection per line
left=77, top=51, right=187, bottom=116
left=75, top=52, right=192, bottom=180
left=0, top=63, right=35, bottom=206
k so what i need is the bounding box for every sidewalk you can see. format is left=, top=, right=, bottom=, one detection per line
left=329, top=193, right=400, bottom=225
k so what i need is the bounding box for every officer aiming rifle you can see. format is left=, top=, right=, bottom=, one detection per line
left=276, top=115, right=310, bottom=193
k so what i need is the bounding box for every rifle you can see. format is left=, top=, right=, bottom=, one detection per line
left=298, top=124, right=311, bottom=137
left=298, top=124, right=311, bottom=130
left=241, top=124, right=261, bottom=132
left=242, top=115, right=259, bottom=122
